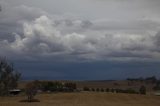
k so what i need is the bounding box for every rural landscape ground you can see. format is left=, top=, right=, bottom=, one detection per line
left=0, top=80, right=160, bottom=106
left=0, top=92, right=160, bottom=106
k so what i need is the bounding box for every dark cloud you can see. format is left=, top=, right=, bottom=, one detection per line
left=154, top=31, right=160, bottom=46
left=0, top=14, right=159, bottom=62
left=16, top=61, right=160, bottom=80
left=1, top=0, right=160, bottom=80
left=0, top=0, right=160, bottom=62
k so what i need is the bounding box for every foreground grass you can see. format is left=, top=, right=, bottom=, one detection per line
left=0, top=92, right=160, bottom=106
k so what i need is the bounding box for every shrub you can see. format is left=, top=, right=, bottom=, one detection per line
left=114, top=88, right=138, bottom=94
left=125, top=88, right=138, bottom=94
left=83, top=87, right=90, bottom=91
left=139, top=86, right=146, bottom=95
left=34, top=81, right=77, bottom=92
left=91, top=88, right=95, bottom=92
left=105, top=88, right=110, bottom=92
left=41, top=81, right=54, bottom=91
left=96, top=88, right=100, bottom=92
left=64, top=82, right=76, bottom=92
left=115, top=89, right=122, bottom=93
left=111, top=88, right=115, bottom=93
left=41, top=81, right=63, bottom=92
left=101, top=88, right=104, bottom=92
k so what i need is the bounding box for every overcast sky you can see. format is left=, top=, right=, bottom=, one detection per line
left=0, top=0, right=160, bottom=80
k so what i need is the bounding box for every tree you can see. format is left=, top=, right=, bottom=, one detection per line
left=25, top=81, right=38, bottom=102
left=111, top=88, right=115, bottom=93
left=41, top=81, right=63, bottom=92
left=96, top=88, right=100, bottom=92
left=64, top=82, right=76, bottom=92
left=91, top=88, right=95, bottom=92
left=83, top=87, right=90, bottom=91
left=101, top=88, right=104, bottom=92
left=105, top=88, right=110, bottom=92
left=139, top=86, right=146, bottom=95
left=0, top=58, right=21, bottom=96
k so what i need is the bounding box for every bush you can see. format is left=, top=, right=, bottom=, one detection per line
left=115, top=89, right=122, bottom=93
left=114, top=88, right=138, bottom=94
left=105, top=88, right=110, bottom=92
left=139, top=86, right=146, bottom=95
left=96, top=88, right=100, bottom=92
left=101, top=88, right=104, bottom=92
left=41, top=81, right=54, bottom=91
left=125, top=88, right=138, bottom=94
left=64, top=82, right=76, bottom=92
left=32, top=81, right=77, bottom=92
left=91, top=88, right=95, bottom=92
left=41, top=81, right=63, bottom=92
left=111, top=89, right=115, bottom=93
left=83, top=87, right=90, bottom=91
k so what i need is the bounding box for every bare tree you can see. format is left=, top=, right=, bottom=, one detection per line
left=25, top=82, right=38, bottom=102
left=0, top=57, right=21, bottom=96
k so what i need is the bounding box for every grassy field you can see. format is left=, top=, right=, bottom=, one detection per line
left=0, top=92, right=160, bottom=106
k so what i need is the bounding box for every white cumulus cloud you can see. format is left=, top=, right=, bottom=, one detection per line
left=1, top=1, right=160, bottom=62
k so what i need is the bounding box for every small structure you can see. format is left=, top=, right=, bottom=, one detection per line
left=9, top=89, right=21, bottom=95
left=154, top=91, right=160, bottom=96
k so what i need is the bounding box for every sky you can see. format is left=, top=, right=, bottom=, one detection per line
left=0, top=0, right=160, bottom=80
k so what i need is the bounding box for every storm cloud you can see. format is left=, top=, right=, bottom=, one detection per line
left=1, top=0, right=160, bottom=80
left=0, top=0, right=160, bottom=62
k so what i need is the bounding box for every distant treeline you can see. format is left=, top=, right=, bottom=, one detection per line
left=83, top=86, right=146, bottom=95
left=127, top=76, right=160, bottom=91
left=29, top=80, right=77, bottom=92
left=127, top=76, right=157, bottom=83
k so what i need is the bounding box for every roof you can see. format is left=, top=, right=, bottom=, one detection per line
left=9, top=89, right=21, bottom=92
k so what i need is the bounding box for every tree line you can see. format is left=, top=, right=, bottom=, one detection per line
left=83, top=86, right=146, bottom=95
left=26, top=80, right=77, bottom=92
left=25, top=80, right=77, bottom=102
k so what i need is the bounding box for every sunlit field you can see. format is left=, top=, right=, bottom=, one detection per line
left=0, top=92, right=160, bottom=106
